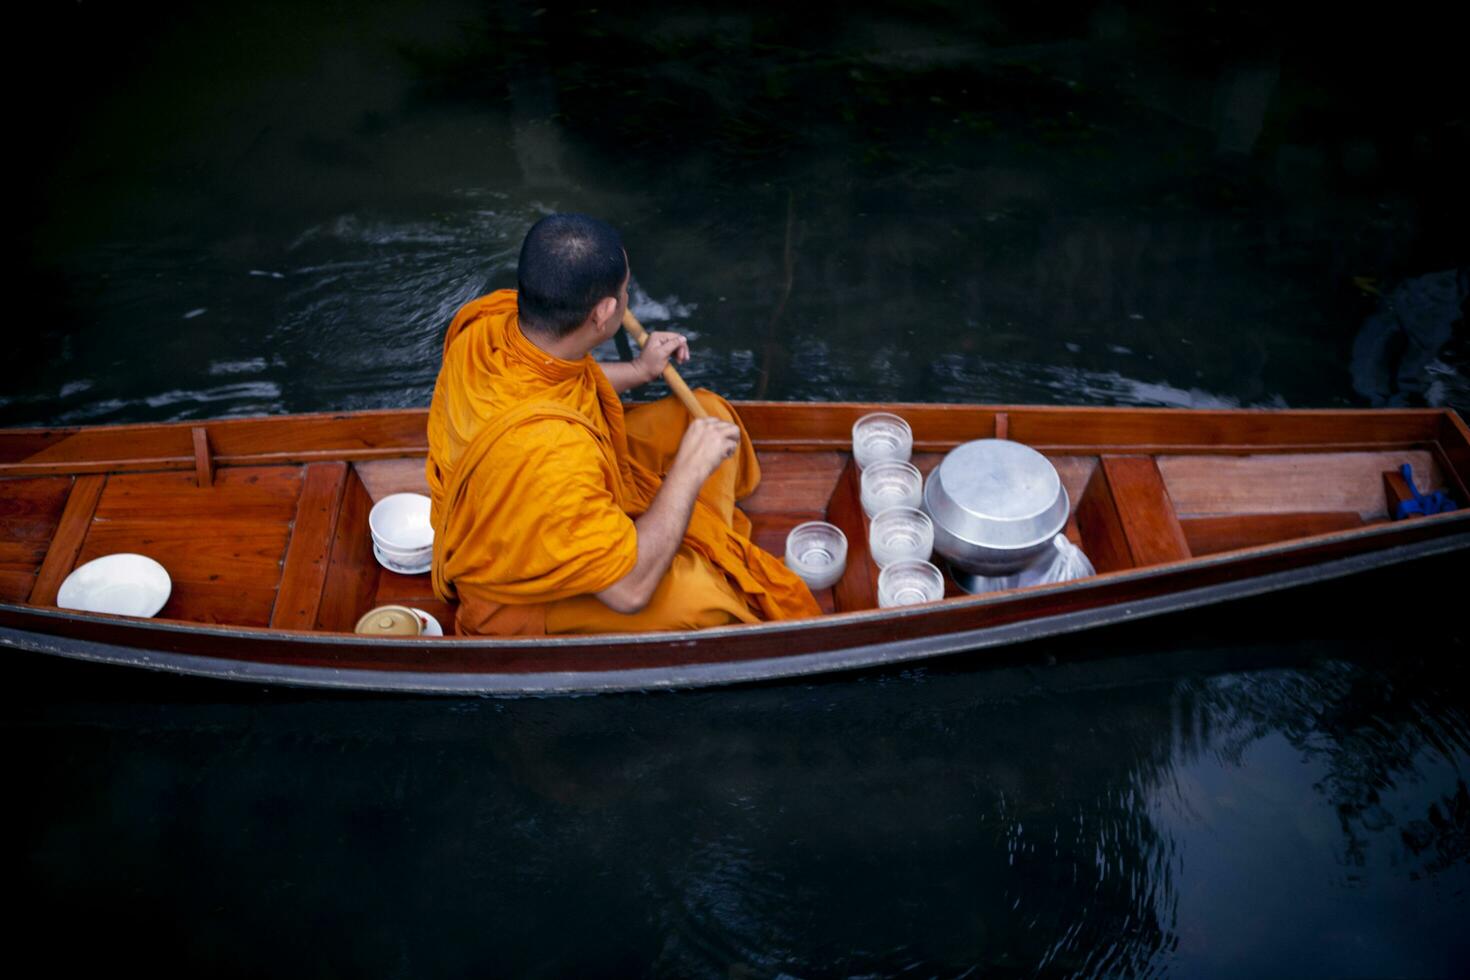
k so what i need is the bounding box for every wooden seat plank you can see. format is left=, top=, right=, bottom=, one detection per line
left=271, top=462, right=350, bottom=630
left=316, top=470, right=381, bottom=631
left=1101, top=456, right=1191, bottom=567
left=354, top=457, right=430, bottom=503
left=77, top=522, right=293, bottom=582
left=94, top=468, right=302, bottom=523
left=29, top=475, right=107, bottom=606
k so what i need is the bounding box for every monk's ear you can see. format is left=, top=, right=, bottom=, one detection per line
left=592, top=296, right=619, bottom=333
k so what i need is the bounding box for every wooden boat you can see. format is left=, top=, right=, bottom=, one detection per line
left=1, top=403, right=1466, bottom=694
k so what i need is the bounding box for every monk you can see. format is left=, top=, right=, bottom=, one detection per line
left=426, top=213, right=821, bottom=635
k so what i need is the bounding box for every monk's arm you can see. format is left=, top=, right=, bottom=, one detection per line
left=595, top=417, right=739, bottom=613
left=601, top=330, right=689, bottom=394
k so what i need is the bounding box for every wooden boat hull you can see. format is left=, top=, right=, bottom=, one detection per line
left=1, top=402, right=1466, bottom=694
left=2, top=520, right=1465, bottom=693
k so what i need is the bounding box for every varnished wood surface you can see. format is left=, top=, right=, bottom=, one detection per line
left=93, top=467, right=302, bottom=523
left=826, top=460, right=878, bottom=612
left=741, top=451, right=846, bottom=514
left=316, top=469, right=379, bottom=632
left=192, top=426, right=214, bottom=488
left=0, top=402, right=1464, bottom=686
left=271, top=463, right=350, bottom=630
left=1158, top=451, right=1441, bottom=520
left=1100, top=456, right=1192, bottom=567
left=0, top=474, right=70, bottom=602
left=1382, top=469, right=1414, bottom=516
left=1074, top=465, right=1132, bottom=574
left=72, top=467, right=303, bottom=627
left=1181, top=512, right=1365, bottom=556
left=1440, top=414, right=1470, bottom=503
left=0, top=570, right=36, bottom=604
left=28, top=474, right=105, bottom=606
left=354, top=458, right=430, bottom=502
left=0, top=404, right=1455, bottom=477
left=0, top=477, right=73, bottom=584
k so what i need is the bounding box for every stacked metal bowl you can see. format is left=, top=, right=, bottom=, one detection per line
left=923, top=439, right=1069, bottom=583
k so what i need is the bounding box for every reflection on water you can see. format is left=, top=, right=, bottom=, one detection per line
left=7, top=567, right=1469, bottom=976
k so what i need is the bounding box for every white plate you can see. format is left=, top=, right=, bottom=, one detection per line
left=373, top=542, right=431, bottom=576
left=56, top=553, right=171, bottom=617
left=410, top=607, right=444, bottom=636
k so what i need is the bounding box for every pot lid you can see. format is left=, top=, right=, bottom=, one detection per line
left=933, top=439, right=1060, bottom=522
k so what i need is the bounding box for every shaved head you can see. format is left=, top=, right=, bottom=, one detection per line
left=516, top=214, right=628, bottom=337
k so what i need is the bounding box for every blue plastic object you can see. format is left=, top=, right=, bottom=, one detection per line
left=1394, top=463, right=1458, bottom=519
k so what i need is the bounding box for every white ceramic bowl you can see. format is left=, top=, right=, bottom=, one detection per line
left=373, top=542, right=432, bottom=575
left=851, top=412, right=913, bottom=471
left=784, top=521, right=848, bottom=591
left=56, top=553, right=171, bottom=617
left=369, top=493, right=434, bottom=551
left=373, top=537, right=433, bottom=561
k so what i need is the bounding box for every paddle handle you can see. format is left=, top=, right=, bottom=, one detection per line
left=621, top=309, right=709, bottom=420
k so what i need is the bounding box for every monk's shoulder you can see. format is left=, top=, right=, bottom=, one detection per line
left=483, top=416, right=605, bottom=474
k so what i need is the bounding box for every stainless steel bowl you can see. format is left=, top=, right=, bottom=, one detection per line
left=923, top=439, right=1069, bottom=575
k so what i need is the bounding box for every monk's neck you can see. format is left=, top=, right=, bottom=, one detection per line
left=518, top=322, right=593, bottom=363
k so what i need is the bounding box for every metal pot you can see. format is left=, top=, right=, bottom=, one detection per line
left=923, top=439, right=1069, bottom=575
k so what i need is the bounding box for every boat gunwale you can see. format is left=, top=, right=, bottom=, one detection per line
left=0, top=403, right=1459, bottom=482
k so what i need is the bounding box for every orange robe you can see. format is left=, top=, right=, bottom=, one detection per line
left=426, top=289, right=819, bottom=635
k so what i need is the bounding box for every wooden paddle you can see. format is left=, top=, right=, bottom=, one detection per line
left=621, top=308, right=709, bottom=419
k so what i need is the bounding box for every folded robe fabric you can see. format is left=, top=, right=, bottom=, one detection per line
left=426, top=289, right=820, bottom=635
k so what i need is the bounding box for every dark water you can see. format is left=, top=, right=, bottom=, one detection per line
left=9, top=1, right=1470, bottom=975
left=9, top=567, right=1470, bottom=977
